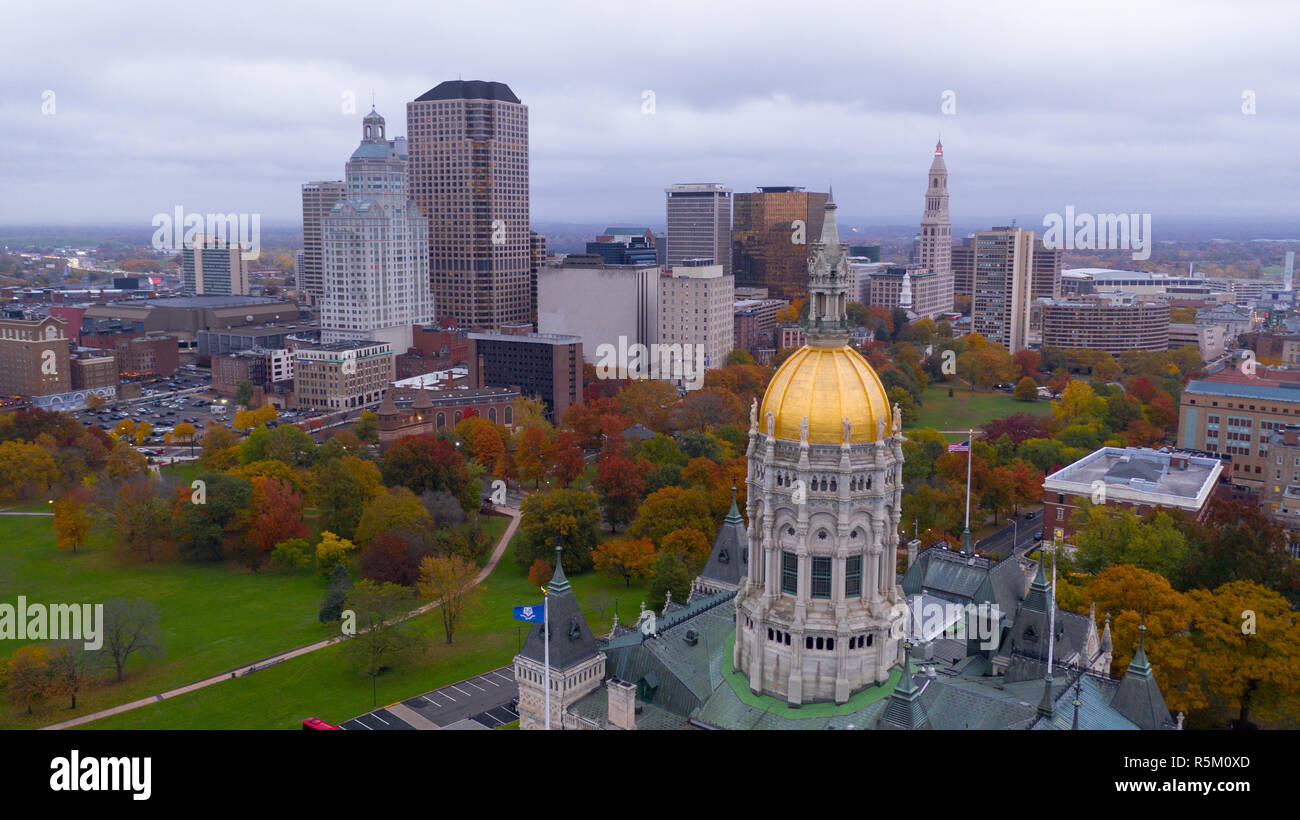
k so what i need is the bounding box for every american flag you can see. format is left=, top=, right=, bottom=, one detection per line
left=947, top=441, right=969, bottom=453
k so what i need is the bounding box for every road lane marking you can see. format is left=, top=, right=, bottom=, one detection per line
left=451, top=685, right=474, bottom=697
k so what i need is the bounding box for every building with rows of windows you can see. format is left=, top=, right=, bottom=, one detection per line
left=512, top=195, right=1175, bottom=731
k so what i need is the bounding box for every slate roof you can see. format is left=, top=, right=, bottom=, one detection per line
left=1108, top=626, right=1174, bottom=730
left=698, top=495, right=747, bottom=590
left=415, top=80, right=521, bottom=103
left=902, top=545, right=1027, bottom=618
left=517, top=547, right=600, bottom=671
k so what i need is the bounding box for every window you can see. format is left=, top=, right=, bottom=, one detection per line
left=781, top=551, right=798, bottom=595
left=845, top=555, right=862, bottom=597
left=1056, top=508, right=1064, bottom=521
left=811, top=556, right=832, bottom=599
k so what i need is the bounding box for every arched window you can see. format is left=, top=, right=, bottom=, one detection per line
left=454, top=411, right=462, bottom=423
left=436, top=412, right=445, bottom=429
left=488, top=407, right=497, bottom=423
left=505, top=406, right=513, bottom=425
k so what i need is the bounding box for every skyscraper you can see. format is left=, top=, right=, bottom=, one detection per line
left=971, top=227, right=1035, bottom=352
left=407, top=80, right=530, bottom=331
left=732, top=186, right=828, bottom=301
left=320, top=109, right=433, bottom=352
left=665, top=183, right=732, bottom=276
left=300, top=180, right=346, bottom=304
left=917, top=141, right=955, bottom=315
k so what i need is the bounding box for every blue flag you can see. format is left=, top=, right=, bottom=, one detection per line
left=513, top=603, right=545, bottom=622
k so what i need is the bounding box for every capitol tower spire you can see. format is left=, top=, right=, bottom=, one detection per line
left=917, top=140, right=955, bottom=314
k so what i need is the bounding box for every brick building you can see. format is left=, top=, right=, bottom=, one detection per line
left=1042, top=446, right=1226, bottom=540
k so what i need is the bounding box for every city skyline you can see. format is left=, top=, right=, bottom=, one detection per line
left=5, top=1, right=1300, bottom=228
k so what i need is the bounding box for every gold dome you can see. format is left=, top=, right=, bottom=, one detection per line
left=759, top=344, right=890, bottom=443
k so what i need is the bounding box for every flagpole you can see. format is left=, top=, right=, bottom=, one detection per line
left=542, top=585, right=551, bottom=731
left=1048, top=531, right=1058, bottom=677
left=961, top=427, right=972, bottom=554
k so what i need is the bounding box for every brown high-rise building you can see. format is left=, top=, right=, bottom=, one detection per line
left=407, top=80, right=529, bottom=331
left=732, top=187, right=827, bottom=301
left=0, top=315, right=70, bottom=398
left=300, top=181, right=345, bottom=304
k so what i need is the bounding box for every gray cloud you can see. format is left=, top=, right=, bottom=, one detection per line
left=3, top=0, right=1298, bottom=230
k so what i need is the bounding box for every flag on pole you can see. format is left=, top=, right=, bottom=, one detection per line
left=947, top=441, right=969, bottom=453
left=512, top=603, right=546, bottom=622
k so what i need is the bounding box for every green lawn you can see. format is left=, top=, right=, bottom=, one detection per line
left=79, top=537, right=648, bottom=729
left=910, top=384, right=1052, bottom=438
left=0, top=516, right=335, bottom=729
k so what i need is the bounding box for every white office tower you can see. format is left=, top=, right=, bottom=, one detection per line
left=321, top=109, right=434, bottom=352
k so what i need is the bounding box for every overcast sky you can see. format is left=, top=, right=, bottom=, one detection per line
left=4, top=0, right=1299, bottom=232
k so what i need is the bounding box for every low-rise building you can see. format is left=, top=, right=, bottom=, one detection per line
left=0, top=315, right=70, bottom=398
left=292, top=341, right=393, bottom=410
left=1038, top=293, right=1170, bottom=357
left=374, top=383, right=520, bottom=446
left=1259, top=424, right=1300, bottom=558
left=1042, top=446, right=1226, bottom=540
left=1169, top=323, right=1226, bottom=362
left=1177, top=376, right=1300, bottom=488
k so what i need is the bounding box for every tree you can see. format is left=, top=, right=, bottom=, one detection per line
left=627, top=487, right=715, bottom=549
left=46, top=640, right=90, bottom=711
left=173, top=472, right=252, bottom=562
left=200, top=424, right=241, bottom=471
left=1180, top=500, right=1300, bottom=602
left=514, top=425, right=553, bottom=489
left=361, top=531, right=429, bottom=587
left=615, top=379, right=679, bottom=430
left=271, top=538, right=312, bottom=573
left=417, top=554, right=484, bottom=644
left=172, top=421, right=197, bottom=456
left=1072, top=503, right=1189, bottom=579
left=99, top=598, right=163, bottom=682
left=53, top=487, right=92, bottom=554
left=510, top=396, right=551, bottom=431
left=354, top=487, right=435, bottom=548
left=341, top=580, right=416, bottom=706
left=3, top=644, right=51, bottom=714
left=235, top=380, right=254, bottom=409
left=647, top=552, right=692, bottom=612
left=592, top=451, right=645, bottom=532
left=316, top=530, right=358, bottom=577
left=660, top=527, right=711, bottom=570
left=134, top=421, right=153, bottom=445
left=548, top=431, right=586, bottom=487
left=1188, top=581, right=1300, bottom=728
left=1085, top=565, right=1204, bottom=716
left=246, top=476, right=307, bottom=564
left=517, top=488, right=601, bottom=572
left=1053, top=380, right=1107, bottom=426
left=319, top=563, right=352, bottom=622
left=726, top=348, right=755, bottom=366
left=0, top=440, right=58, bottom=502
left=380, top=434, right=477, bottom=511
left=1013, top=376, right=1038, bottom=402
left=353, top=410, right=379, bottom=444
left=528, top=558, right=554, bottom=588
left=1011, top=349, right=1042, bottom=380
left=671, top=388, right=745, bottom=432
left=592, top=536, right=657, bottom=587
left=94, top=476, right=172, bottom=562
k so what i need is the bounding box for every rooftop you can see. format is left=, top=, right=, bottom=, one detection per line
left=1044, top=446, right=1223, bottom=504
left=414, top=80, right=520, bottom=104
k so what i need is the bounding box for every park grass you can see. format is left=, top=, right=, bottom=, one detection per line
left=910, top=384, right=1052, bottom=439
left=0, top=515, right=338, bottom=729
left=78, top=537, right=649, bottom=729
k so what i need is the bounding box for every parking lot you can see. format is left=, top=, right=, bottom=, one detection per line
left=340, top=667, right=519, bottom=731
